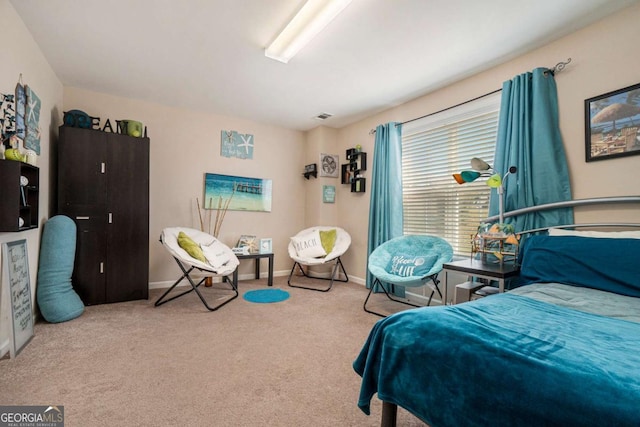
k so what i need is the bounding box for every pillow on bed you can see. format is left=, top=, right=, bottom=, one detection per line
left=291, top=230, right=327, bottom=258
left=520, top=235, right=640, bottom=297
left=548, top=228, right=640, bottom=239
left=385, top=255, right=438, bottom=277
left=177, top=231, right=207, bottom=263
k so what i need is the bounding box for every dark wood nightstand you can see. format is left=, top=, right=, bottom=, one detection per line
left=441, top=258, right=520, bottom=305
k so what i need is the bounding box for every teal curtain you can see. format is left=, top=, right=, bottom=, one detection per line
left=366, top=122, right=403, bottom=291
left=490, top=68, right=573, bottom=231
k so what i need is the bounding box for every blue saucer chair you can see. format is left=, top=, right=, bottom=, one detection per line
left=364, top=235, right=453, bottom=317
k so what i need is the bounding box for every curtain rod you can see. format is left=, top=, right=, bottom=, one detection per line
left=368, top=88, right=501, bottom=135
left=369, top=57, right=572, bottom=135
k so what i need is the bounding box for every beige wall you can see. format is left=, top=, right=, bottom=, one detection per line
left=2, top=0, right=639, bottom=349
left=335, top=2, right=640, bottom=282
left=0, top=0, right=63, bottom=356
left=63, top=87, right=306, bottom=285
left=304, top=126, right=339, bottom=226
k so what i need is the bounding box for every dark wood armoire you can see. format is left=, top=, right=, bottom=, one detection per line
left=58, top=126, right=149, bottom=305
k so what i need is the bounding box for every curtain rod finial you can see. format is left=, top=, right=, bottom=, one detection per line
left=548, top=57, right=572, bottom=75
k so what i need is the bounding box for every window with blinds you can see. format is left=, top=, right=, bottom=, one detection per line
left=401, top=92, right=501, bottom=256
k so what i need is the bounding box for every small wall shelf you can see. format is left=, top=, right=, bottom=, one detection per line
left=0, top=159, right=39, bottom=231
left=341, top=148, right=366, bottom=192
left=303, top=163, right=317, bottom=179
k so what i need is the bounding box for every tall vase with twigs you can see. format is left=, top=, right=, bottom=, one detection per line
left=197, top=185, right=236, bottom=286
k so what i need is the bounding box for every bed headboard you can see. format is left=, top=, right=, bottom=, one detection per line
left=481, top=195, right=640, bottom=235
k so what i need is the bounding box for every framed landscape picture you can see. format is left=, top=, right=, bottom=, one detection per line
left=585, top=82, right=640, bottom=162
left=204, top=173, right=272, bottom=212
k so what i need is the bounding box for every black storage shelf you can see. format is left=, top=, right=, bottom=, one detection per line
left=0, top=159, right=39, bottom=232
left=341, top=149, right=367, bottom=192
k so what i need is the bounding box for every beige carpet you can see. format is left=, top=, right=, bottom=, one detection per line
left=0, top=276, right=428, bottom=426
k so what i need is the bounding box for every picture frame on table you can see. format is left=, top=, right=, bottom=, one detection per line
left=259, top=238, right=273, bottom=254
left=236, top=234, right=258, bottom=254
left=585, top=82, right=640, bottom=162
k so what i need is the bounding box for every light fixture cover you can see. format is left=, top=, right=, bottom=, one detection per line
left=460, top=170, right=482, bottom=183
left=470, top=157, right=492, bottom=171
left=486, top=173, right=502, bottom=188
left=265, top=0, right=353, bottom=63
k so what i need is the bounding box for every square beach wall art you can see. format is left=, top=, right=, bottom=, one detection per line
left=221, top=130, right=254, bottom=159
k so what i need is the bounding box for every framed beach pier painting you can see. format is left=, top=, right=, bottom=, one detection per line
left=204, top=173, right=272, bottom=212
left=585, top=82, right=640, bottom=162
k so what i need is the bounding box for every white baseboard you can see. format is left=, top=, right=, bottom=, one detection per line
left=349, top=275, right=366, bottom=286
left=352, top=278, right=443, bottom=306
left=405, top=290, right=444, bottom=306
left=148, top=269, right=292, bottom=290
left=149, top=271, right=430, bottom=304
left=0, top=338, right=10, bottom=359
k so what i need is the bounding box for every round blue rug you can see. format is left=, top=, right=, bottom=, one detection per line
left=243, top=288, right=290, bottom=304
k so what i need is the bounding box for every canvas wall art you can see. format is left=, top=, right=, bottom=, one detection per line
left=25, top=86, right=41, bottom=154
left=15, top=82, right=26, bottom=140
left=323, top=185, right=335, bottom=203
left=221, top=130, right=254, bottom=159
left=204, top=173, right=272, bottom=212
left=0, top=93, right=16, bottom=138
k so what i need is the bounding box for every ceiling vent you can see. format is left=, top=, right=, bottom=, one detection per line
left=314, top=112, right=333, bottom=120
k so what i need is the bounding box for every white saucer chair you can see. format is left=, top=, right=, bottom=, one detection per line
left=156, top=227, right=240, bottom=311
left=287, top=226, right=351, bottom=292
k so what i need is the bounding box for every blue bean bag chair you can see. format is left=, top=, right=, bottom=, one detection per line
left=37, top=215, right=84, bottom=323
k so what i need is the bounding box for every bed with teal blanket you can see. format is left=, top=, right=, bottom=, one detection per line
left=354, top=234, right=640, bottom=427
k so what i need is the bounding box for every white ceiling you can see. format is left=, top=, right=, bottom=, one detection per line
left=10, top=0, right=638, bottom=131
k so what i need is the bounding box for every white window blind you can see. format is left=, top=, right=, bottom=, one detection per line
left=401, top=92, right=501, bottom=256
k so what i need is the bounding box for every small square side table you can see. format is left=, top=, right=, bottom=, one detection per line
left=232, top=252, right=274, bottom=288
left=441, top=258, right=519, bottom=305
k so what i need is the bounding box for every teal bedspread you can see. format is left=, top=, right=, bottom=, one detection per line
left=353, top=293, right=640, bottom=426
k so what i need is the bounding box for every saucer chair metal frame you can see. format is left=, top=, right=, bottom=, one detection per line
left=364, top=234, right=453, bottom=317
left=287, top=226, right=351, bottom=292
left=156, top=227, right=240, bottom=311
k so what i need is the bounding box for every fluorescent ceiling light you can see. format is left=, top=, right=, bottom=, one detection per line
left=265, top=0, right=352, bottom=63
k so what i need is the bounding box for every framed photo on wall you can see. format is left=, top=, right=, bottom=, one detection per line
left=585, top=82, right=640, bottom=162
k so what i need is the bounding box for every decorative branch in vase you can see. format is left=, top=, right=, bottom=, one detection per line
left=196, top=184, right=235, bottom=286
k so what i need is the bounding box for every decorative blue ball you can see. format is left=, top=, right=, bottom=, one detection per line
left=63, top=109, right=91, bottom=129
